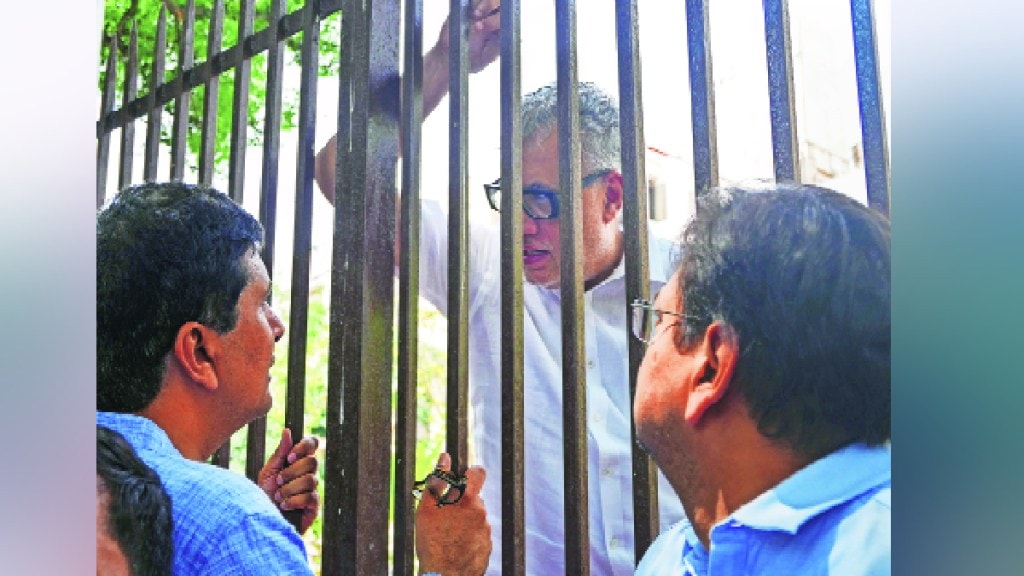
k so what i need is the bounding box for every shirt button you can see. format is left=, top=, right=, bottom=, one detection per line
left=602, top=465, right=614, bottom=476
left=587, top=358, right=595, bottom=368
left=610, top=537, right=621, bottom=548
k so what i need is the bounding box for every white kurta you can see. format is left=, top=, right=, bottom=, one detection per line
left=419, top=200, right=685, bottom=576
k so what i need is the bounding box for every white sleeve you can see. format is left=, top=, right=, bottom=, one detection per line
left=417, top=199, right=499, bottom=317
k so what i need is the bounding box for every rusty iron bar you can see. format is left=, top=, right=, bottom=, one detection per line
left=227, top=0, right=255, bottom=203
left=243, top=0, right=289, bottom=484
left=499, top=2, right=526, bottom=574
left=850, top=0, right=890, bottom=215
left=277, top=2, right=317, bottom=533
left=393, top=0, right=424, bottom=573
left=614, top=0, right=659, bottom=563
left=257, top=0, right=287, bottom=289
left=763, top=0, right=801, bottom=182
left=198, top=0, right=225, bottom=186
left=323, top=0, right=400, bottom=572
left=118, top=22, right=139, bottom=192
left=143, top=6, right=168, bottom=182
left=684, top=0, right=718, bottom=197
left=196, top=0, right=223, bottom=470
left=169, top=0, right=196, bottom=182
left=555, top=1, right=589, bottom=573
left=97, top=36, right=118, bottom=206
left=446, top=0, right=471, bottom=471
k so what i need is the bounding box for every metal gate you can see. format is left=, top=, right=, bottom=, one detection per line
left=96, top=0, right=889, bottom=573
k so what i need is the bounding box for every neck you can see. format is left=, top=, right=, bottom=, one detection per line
left=663, top=406, right=814, bottom=548
left=584, top=236, right=625, bottom=291
left=138, top=370, right=237, bottom=462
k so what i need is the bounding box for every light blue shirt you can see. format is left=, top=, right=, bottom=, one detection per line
left=637, top=443, right=891, bottom=576
left=97, top=412, right=313, bottom=575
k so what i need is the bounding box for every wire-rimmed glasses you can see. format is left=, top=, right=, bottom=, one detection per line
left=630, top=298, right=690, bottom=344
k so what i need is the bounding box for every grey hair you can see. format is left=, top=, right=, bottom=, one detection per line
left=522, top=81, right=621, bottom=174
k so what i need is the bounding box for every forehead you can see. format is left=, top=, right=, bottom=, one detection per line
left=654, top=269, right=683, bottom=308
left=241, top=249, right=270, bottom=289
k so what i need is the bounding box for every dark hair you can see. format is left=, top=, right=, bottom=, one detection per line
left=677, top=183, right=890, bottom=457
left=97, top=425, right=174, bottom=576
left=97, top=182, right=263, bottom=412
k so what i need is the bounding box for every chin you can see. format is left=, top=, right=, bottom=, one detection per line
left=525, top=274, right=560, bottom=289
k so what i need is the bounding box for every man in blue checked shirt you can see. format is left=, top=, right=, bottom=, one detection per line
left=632, top=184, right=891, bottom=575
left=97, top=182, right=491, bottom=575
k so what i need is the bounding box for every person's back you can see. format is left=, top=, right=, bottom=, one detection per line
left=97, top=413, right=310, bottom=574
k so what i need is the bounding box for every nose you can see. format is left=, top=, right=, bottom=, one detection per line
left=269, top=306, right=286, bottom=342
left=522, top=213, right=539, bottom=235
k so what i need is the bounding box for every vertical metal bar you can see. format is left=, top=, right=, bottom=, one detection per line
left=283, top=0, right=318, bottom=479
left=211, top=443, right=231, bottom=468
left=394, top=0, right=423, bottom=573
left=323, top=0, right=400, bottom=572
left=245, top=0, right=290, bottom=484
left=201, top=0, right=227, bottom=467
left=118, top=22, right=139, bottom=191
left=499, top=2, right=525, bottom=574
left=762, top=0, right=800, bottom=182
left=446, top=0, right=471, bottom=470
left=850, top=0, right=890, bottom=215
left=555, top=2, right=588, bottom=574
left=684, top=0, right=718, bottom=197
left=324, top=0, right=364, bottom=566
left=170, top=0, right=196, bottom=181
left=199, top=0, right=225, bottom=186
left=614, top=0, right=658, bottom=563
left=97, top=37, right=118, bottom=207
left=228, top=0, right=256, bottom=203
left=143, top=6, right=168, bottom=182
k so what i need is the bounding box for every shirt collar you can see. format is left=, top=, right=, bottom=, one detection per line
left=728, top=443, right=891, bottom=534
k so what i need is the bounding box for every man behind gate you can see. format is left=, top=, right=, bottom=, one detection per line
left=315, top=1, right=685, bottom=572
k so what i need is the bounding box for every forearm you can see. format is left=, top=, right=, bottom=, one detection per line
left=422, top=43, right=452, bottom=119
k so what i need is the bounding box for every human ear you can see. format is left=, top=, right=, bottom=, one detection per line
left=602, top=171, right=624, bottom=223
left=172, top=322, right=220, bottom=391
left=683, top=323, right=739, bottom=425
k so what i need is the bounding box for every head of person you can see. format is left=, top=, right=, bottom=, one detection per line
left=635, top=183, right=890, bottom=467
left=97, top=425, right=173, bottom=576
left=489, top=81, right=625, bottom=289
left=97, top=182, right=284, bottom=425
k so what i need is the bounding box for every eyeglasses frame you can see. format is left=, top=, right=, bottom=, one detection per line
left=630, top=298, right=697, bottom=345
left=483, top=169, right=615, bottom=220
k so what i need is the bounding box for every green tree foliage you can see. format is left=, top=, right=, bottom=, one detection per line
left=99, top=0, right=341, bottom=174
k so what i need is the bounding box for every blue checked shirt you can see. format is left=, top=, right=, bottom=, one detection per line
left=97, top=412, right=313, bottom=575
left=637, top=443, right=891, bottom=576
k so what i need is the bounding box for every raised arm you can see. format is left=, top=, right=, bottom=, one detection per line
left=313, top=0, right=501, bottom=204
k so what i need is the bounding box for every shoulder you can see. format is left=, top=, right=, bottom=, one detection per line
left=813, top=482, right=891, bottom=575
left=160, top=461, right=311, bottom=574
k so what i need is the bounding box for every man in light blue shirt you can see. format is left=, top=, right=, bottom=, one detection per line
left=98, top=182, right=492, bottom=575
left=631, top=184, right=891, bottom=575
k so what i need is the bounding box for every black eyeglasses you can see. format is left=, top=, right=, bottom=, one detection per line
left=630, top=298, right=691, bottom=344
left=411, top=468, right=467, bottom=508
left=483, top=169, right=613, bottom=220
